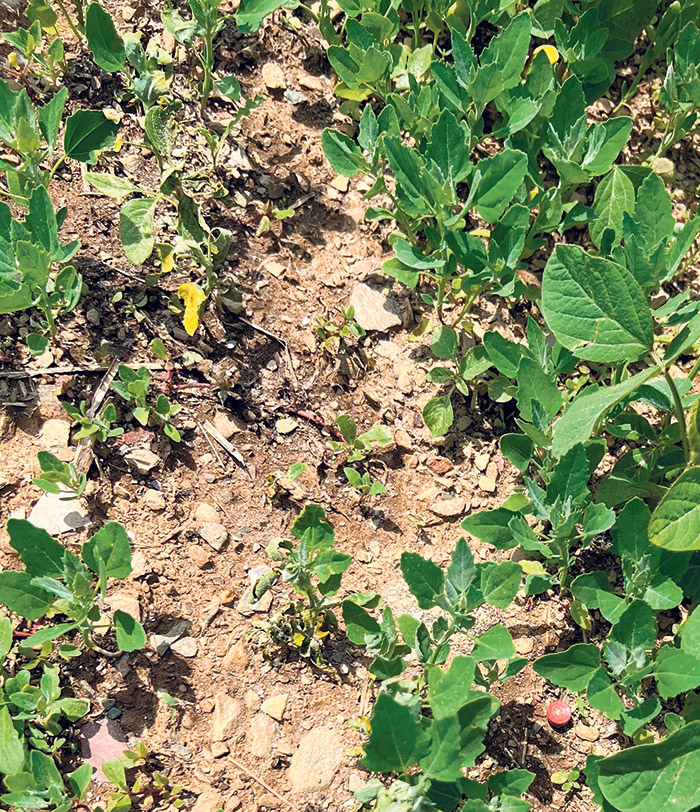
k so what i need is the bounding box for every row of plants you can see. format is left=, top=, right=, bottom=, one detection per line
left=233, top=0, right=700, bottom=811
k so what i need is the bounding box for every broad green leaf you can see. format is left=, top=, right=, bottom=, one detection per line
left=0, top=706, right=24, bottom=775
left=113, top=610, right=146, bottom=652
left=342, top=601, right=381, bottom=645
left=515, top=357, right=562, bottom=423
left=432, top=325, right=458, bottom=360
left=68, top=763, right=92, bottom=800
left=649, top=467, right=700, bottom=551
left=446, top=538, right=475, bottom=595
left=361, top=693, right=429, bottom=772
left=552, top=367, right=658, bottom=456
left=292, top=503, right=334, bottom=553
left=82, top=521, right=132, bottom=578
left=6, top=518, right=71, bottom=576
left=86, top=2, right=126, bottom=73
left=619, top=698, right=661, bottom=737
left=653, top=646, right=700, bottom=700
left=542, top=245, right=653, bottom=362
left=583, top=117, right=634, bottom=176
left=400, top=552, right=444, bottom=609
left=586, top=666, right=624, bottom=720
left=471, top=149, right=528, bottom=223
left=0, top=571, right=53, bottom=619
left=64, top=109, right=120, bottom=164
left=598, top=721, right=700, bottom=812
left=144, top=101, right=180, bottom=161
left=610, top=600, right=656, bottom=651
left=533, top=643, right=600, bottom=691
left=472, top=625, right=515, bottom=661
left=681, top=604, right=700, bottom=653
left=120, top=198, right=156, bottom=265
left=500, top=433, right=534, bottom=472
left=479, top=561, right=522, bottom=608
left=632, top=171, right=675, bottom=249
left=462, top=507, right=521, bottom=549
left=234, top=0, right=299, bottom=32
left=85, top=172, right=140, bottom=199
left=571, top=572, right=624, bottom=624
left=547, top=443, right=590, bottom=505
left=37, top=87, right=68, bottom=151
left=590, top=165, right=635, bottom=248
left=423, top=395, right=453, bottom=437
left=428, top=109, right=471, bottom=187
left=102, top=757, right=127, bottom=791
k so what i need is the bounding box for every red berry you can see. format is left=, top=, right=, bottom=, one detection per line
left=547, top=700, right=572, bottom=727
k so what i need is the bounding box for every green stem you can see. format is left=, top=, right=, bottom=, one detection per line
left=54, top=0, right=82, bottom=40
left=688, top=355, right=700, bottom=382
left=663, top=366, right=690, bottom=462
left=47, top=153, right=67, bottom=185
left=200, top=35, right=214, bottom=112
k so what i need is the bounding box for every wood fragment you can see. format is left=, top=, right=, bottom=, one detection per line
left=201, top=419, right=252, bottom=478
left=228, top=756, right=291, bottom=807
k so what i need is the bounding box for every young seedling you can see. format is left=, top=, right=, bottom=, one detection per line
left=111, top=364, right=181, bottom=441
left=251, top=504, right=378, bottom=673
left=32, top=450, right=86, bottom=499
left=327, top=414, right=393, bottom=462
left=62, top=400, right=124, bottom=443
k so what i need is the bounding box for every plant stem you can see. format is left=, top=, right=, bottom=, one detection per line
left=663, top=366, right=690, bottom=462
left=48, top=153, right=67, bottom=185
left=54, top=0, right=83, bottom=40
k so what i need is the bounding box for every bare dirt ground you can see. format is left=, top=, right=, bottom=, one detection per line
left=1, top=7, right=700, bottom=812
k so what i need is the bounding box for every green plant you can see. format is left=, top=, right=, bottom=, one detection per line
left=264, top=461, right=307, bottom=503
left=62, top=399, right=124, bottom=443
left=32, top=451, right=86, bottom=498
left=251, top=504, right=379, bottom=671
left=97, top=742, right=184, bottom=812
left=327, top=414, right=393, bottom=461
left=111, top=364, right=182, bottom=441
left=343, top=466, right=386, bottom=496
left=0, top=518, right=146, bottom=654
left=161, top=0, right=233, bottom=112
left=0, top=615, right=92, bottom=811
left=315, top=305, right=366, bottom=354
left=2, top=18, right=66, bottom=89
left=551, top=768, right=581, bottom=793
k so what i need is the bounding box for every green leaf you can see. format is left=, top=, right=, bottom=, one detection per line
left=472, top=625, right=515, bottom=662
left=113, top=610, right=146, bottom=652
left=321, top=128, right=367, bottom=177
left=471, top=149, right=528, bottom=223
left=423, top=395, right=453, bottom=437
left=598, top=720, right=700, bottom=812
left=361, top=693, right=429, bottom=773
left=552, top=368, right=658, bottom=456
left=64, top=109, right=120, bottom=164
left=619, top=698, right=661, bottom=737
left=102, top=757, right=127, bottom=791
left=446, top=538, right=475, bottom=595
left=479, top=561, right=522, bottom=608
left=653, top=646, right=700, bottom=700
left=0, top=616, right=11, bottom=664
left=462, top=507, right=521, bottom=550
left=38, top=87, right=68, bottom=151
left=6, top=518, right=70, bottom=577
left=144, top=102, right=180, bottom=161
left=342, top=601, right=381, bottom=645
left=234, top=0, right=300, bottom=33
left=571, top=572, right=624, bottom=623
left=610, top=600, right=656, bottom=651
left=649, top=467, right=700, bottom=551
left=542, top=244, right=653, bottom=362
left=292, top=503, right=334, bottom=557
left=586, top=666, right=625, bottom=720
left=0, top=571, right=53, bottom=619
left=400, top=552, right=444, bottom=609
left=82, top=521, right=132, bottom=578
left=534, top=643, right=600, bottom=691
left=428, top=109, right=472, bottom=187
left=432, top=325, right=458, bottom=360
left=590, top=165, right=635, bottom=248
left=0, top=705, right=24, bottom=775
left=515, top=357, right=562, bottom=423
left=120, top=198, right=156, bottom=265
left=68, top=763, right=92, bottom=800
left=85, top=172, right=140, bottom=199
left=26, top=333, right=49, bottom=356
left=488, top=769, right=535, bottom=797
left=547, top=442, right=590, bottom=506
left=86, top=2, right=126, bottom=73
left=500, top=434, right=534, bottom=472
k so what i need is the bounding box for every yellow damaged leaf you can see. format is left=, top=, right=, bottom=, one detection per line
left=177, top=283, right=205, bottom=336
left=533, top=45, right=560, bottom=65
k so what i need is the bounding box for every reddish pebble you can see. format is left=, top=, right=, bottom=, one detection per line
left=547, top=700, right=572, bottom=727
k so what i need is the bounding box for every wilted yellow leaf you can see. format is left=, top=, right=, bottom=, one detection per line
left=177, top=283, right=205, bottom=336
left=533, top=45, right=560, bottom=65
